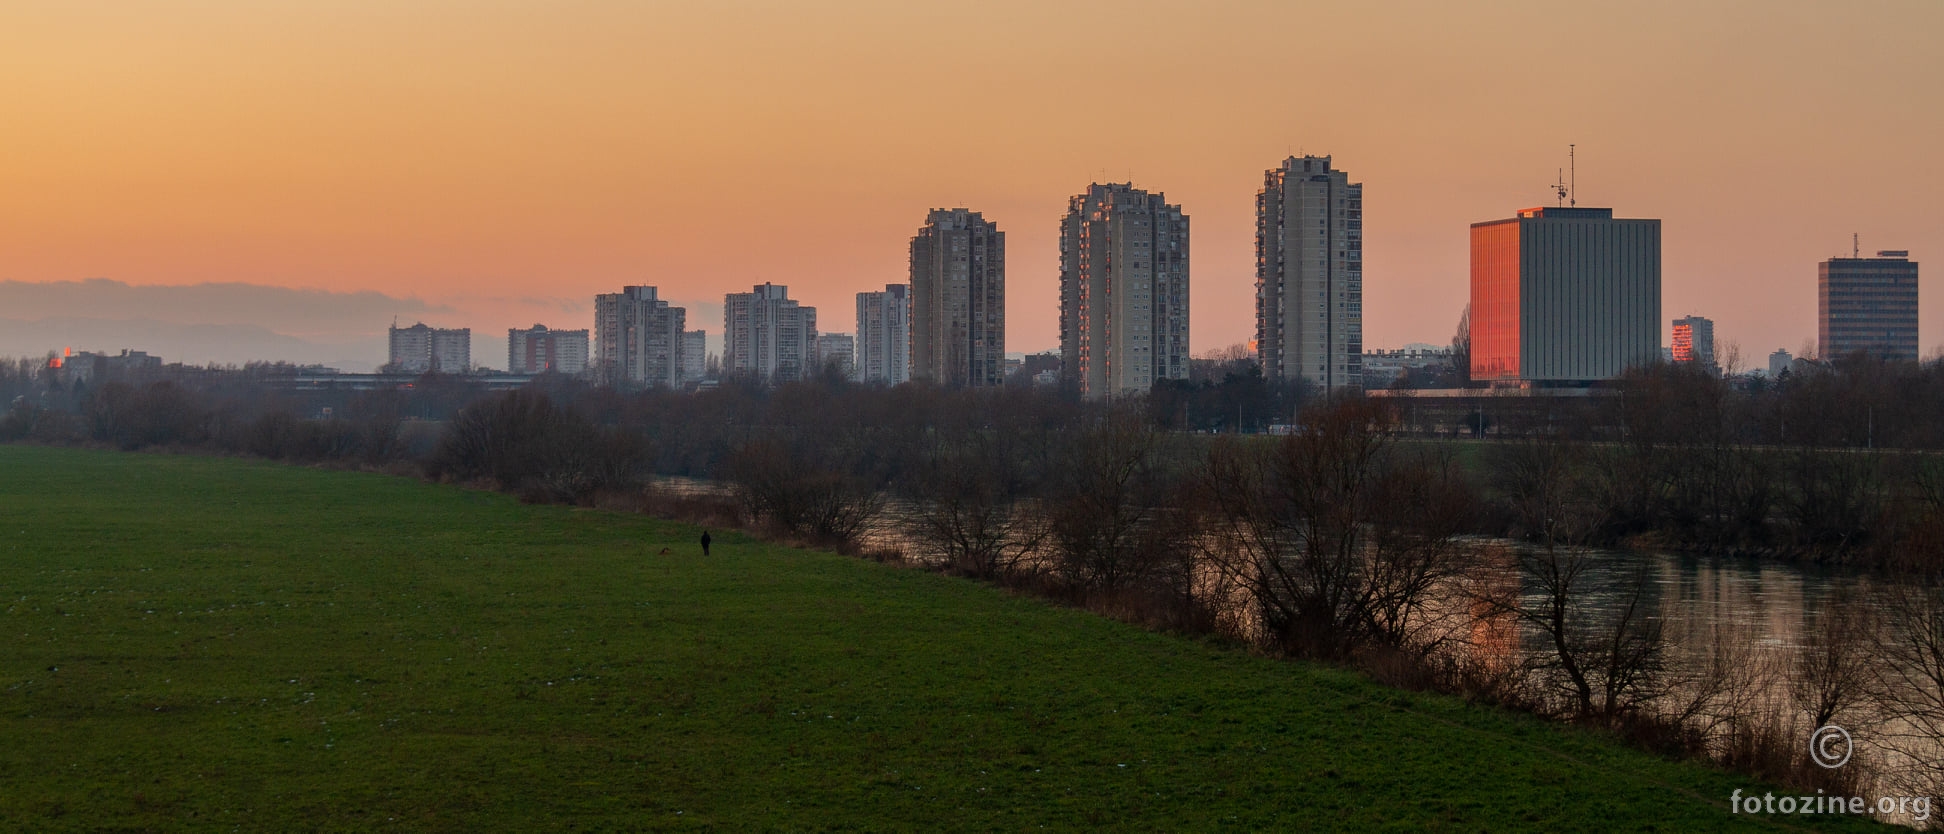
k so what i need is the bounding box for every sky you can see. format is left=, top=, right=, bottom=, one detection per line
left=3, top=0, right=1941, bottom=367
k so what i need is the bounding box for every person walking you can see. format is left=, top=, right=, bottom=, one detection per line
left=700, top=530, right=712, bottom=556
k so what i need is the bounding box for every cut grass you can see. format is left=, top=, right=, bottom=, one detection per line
left=0, top=446, right=1881, bottom=831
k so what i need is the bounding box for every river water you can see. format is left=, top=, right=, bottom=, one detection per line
left=650, top=476, right=1924, bottom=796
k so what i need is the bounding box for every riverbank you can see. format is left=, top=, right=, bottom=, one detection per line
left=0, top=445, right=1886, bottom=830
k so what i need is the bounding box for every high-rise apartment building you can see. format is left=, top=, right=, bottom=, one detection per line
left=816, top=333, right=856, bottom=378
left=855, top=284, right=910, bottom=385
left=507, top=324, right=589, bottom=375
left=909, top=209, right=1005, bottom=387
left=723, top=283, right=817, bottom=382
left=594, top=286, right=687, bottom=388
left=1470, top=206, right=1660, bottom=383
left=1670, top=315, right=1716, bottom=373
left=680, top=330, right=708, bottom=383
left=1768, top=348, right=1793, bottom=378
left=388, top=322, right=471, bottom=374
left=1058, top=183, right=1190, bottom=399
left=1820, top=250, right=1919, bottom=361
left=1256, top=155, right=1362, bottom=391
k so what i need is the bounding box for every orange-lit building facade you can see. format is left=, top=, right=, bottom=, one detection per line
left=1468, top=207, right=1660, bottom=384
left=1670, top=315, right=1715, bottom=372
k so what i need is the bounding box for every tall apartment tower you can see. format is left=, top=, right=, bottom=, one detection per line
left=507, top=324, right=590, bottom=375
left=680, top=330, right=708, bottom=383
left=1256, top=155, right=1363, bottom=391
left=388, top=322, right=471, bottom=374
left=815, top=332, right=856, bottom=378
left=1670, top=315, right=1717, bottom=373
left=1470, top=207, right=1660, bottom=383
left=594, top=286, right=687, bottom=388
left=855, top=284, right=910, bottom=385
left=723, top=283, right=817, bottom=383
left=909, top=209, right=1005, bottom=387
left=1058, top=183, right=1190, bottom=399
left=1820, top=250, right=1919, bottom=361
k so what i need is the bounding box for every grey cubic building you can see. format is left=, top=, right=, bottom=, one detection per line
left=1820, top=250, right=1919, bottom=361
left=1256, top=155, right=1362, bottom=391
left=1059, top=183, right=1190, bottom=399
left=909, top=209, right=1005, bottom=387
left=723, top=283, right=817, bottom=383
left=507, top=324, right=589, bottom=375
left=855, top=284, right=910, bottom=385
left=388, top=322, right=471, bottom=374
left=594, top=286, right=687, bottom=388
left=1469, top=206, right=1660, bottom=384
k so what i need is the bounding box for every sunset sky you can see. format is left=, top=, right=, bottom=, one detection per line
left=3, top=0, right=1941, bottom=365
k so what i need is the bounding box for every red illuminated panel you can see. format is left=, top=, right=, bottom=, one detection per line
left=1469, top=220, right=1522, bottom=380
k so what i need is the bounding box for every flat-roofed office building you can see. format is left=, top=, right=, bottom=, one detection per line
left=1820, top=251, right=1919, bottom=361
left=1470, top=206, right=1660, bottom=383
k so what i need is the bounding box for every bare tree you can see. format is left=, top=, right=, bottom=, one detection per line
left=1793, top=589, right=1876, bottom=730
left=1488, top=434, right=1668, bottom=726
left=1196, top=397, right=1478, bottom=660
left=910, top=434, right=1047, bottom=578
left=1044, top=408, right=1172, bottom=594
left=1871, top=580, right=1944, bottom=800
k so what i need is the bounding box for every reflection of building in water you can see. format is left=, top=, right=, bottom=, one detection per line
left=1467, top=546, right=1522, bottom=677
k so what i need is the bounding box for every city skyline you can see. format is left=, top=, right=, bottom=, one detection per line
left=2, top=2, right=1941, bottom=365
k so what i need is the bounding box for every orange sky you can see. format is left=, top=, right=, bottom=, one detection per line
left=3, top=0, right=1941, bottom=361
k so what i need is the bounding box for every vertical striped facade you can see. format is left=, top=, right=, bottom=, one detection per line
left=1470, top=207, right=1661, bottom=383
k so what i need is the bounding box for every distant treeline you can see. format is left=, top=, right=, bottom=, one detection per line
left=8, top=353, right=1944, bottom=563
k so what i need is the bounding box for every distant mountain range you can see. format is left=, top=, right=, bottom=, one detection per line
left=0, top=316, right=382, bottom=371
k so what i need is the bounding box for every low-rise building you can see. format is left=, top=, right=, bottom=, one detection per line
left=507, top=324, right=589, bottom=375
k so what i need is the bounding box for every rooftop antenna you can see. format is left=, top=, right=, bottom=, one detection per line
left=1569, top=144, right=1576, bottom=207
left=1853, top=233, right=1860, bottom=259
left=1553, top=168, right=1568, bottom=207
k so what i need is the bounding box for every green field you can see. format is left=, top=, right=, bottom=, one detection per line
left=0, top=446, right=1879, bottom=831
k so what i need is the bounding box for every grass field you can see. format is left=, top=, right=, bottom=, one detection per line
left=0, top=446, right=1881, bottom=831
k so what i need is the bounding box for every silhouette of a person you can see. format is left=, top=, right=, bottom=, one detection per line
left=700, top=530, right=712, bottom=556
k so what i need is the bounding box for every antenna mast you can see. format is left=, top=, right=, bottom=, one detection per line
left=1553, top=169, right=1567, bottom=207
left=1853, top=233, right=1860, bottom=259
left=1569, top=144, right=1576, bottom=207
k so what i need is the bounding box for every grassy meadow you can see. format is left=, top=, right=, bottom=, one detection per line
left=0, top=445, right=1880, bottom=831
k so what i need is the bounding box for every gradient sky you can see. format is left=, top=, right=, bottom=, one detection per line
left=4, top=0, right=1941, bottom=363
